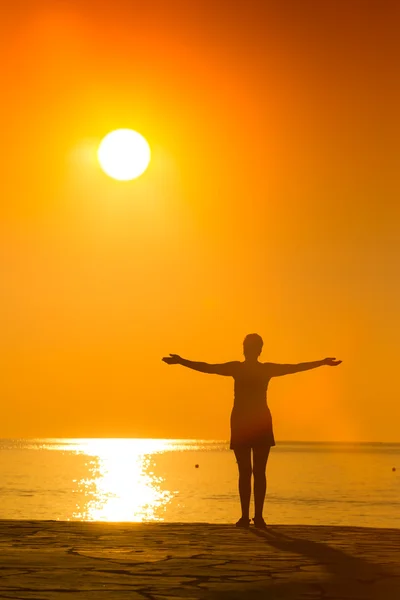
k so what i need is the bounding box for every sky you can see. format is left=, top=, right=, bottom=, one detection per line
left=1, top=0, right=399, bottom=441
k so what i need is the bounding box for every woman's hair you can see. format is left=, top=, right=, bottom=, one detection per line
left=243, top=333, right=263, bottom=356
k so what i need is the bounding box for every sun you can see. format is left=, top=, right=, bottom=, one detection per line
left=97, top=129, right=151, bottom=181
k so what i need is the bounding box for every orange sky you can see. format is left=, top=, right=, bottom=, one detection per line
left=1, top=0, right=399, bottom=441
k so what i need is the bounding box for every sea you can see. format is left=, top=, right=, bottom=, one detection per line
left=0, top=439, right=398, bottom=528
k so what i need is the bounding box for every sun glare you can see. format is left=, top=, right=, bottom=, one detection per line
left=98, top=129, right=151, bottom=181
left=69, top=439, right=174, bottom=522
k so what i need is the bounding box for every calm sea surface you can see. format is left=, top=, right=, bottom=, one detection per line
left=0, top=439, right=398, bottom=528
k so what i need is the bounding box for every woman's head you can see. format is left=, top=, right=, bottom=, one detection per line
left=243, top=333, right=263, bottom=360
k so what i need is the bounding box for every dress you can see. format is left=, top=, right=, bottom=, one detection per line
left=230, top=362, right=275, bottom=449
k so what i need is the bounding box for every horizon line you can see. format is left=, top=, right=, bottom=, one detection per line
left=0, top=437, right=399, bottom=445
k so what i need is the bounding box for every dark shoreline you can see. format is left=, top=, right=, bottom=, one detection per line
left=0, top=521, right=399, bottom=598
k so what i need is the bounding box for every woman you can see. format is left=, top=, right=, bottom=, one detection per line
left=162, top=333, right=341, bottom=529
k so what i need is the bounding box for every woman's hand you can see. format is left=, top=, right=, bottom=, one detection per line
left=323, top=357, right=342, bottom=366
left=162, top=354, right=182, bottom=365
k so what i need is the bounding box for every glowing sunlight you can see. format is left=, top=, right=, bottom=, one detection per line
left=97, top=129, right=151, bottom=181
left=69, top=439, right=174, bottom=522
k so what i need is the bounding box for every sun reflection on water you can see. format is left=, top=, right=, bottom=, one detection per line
left=68, top=439, right=175, bottom=522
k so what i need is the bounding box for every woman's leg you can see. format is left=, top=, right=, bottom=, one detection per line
left=252, top=445, right=271, bottom=520
left=233, top=447, right=252, bottom=520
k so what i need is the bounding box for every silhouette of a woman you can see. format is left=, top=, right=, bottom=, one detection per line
left=163, top=333, right=341, bottom=529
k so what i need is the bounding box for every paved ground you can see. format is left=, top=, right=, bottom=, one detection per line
left=0, top=521, right=399, bottom=599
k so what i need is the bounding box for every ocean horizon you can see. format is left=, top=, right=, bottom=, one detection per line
left=0, top=439, right=399, bottom=528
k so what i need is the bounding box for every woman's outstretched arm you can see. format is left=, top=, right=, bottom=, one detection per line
left=162, top=354, right=238, bottom=376
left=266, top=357, right=342, bottom=377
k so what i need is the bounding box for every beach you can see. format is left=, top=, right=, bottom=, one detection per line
left=0, top=521, right=399, bottom=599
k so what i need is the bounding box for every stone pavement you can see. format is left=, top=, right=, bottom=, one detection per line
left=0, top=521, right=399, bottom=599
